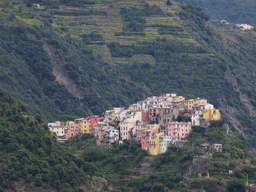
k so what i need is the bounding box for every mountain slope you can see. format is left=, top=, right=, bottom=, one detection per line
left=0, top=0, right=256, bottom=151
left=173, top=0, right=256, bottom=26
left=0, top=88, right=100, bottom=191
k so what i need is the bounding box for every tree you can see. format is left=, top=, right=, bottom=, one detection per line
left=209, top=120, right=224, bottom=128
left=192, top=126, right=205, bottom=134
left=57, top=114, right=80, bottom=122
left=176, top=115, right=191, bottom=122
left=182, top=94, right=197, bottom=100
left=227, top=181, right=245, bottom=192
left=166, top=0, right=172, bottom=6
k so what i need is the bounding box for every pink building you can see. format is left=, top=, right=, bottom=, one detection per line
left=167, top=121, right=191, bottom=142
left=120, top=119, right=136, bottom=140
left=64, top=124, right=80, bottom=140
left=141, top=110, right=150, bottom=120
left=138, top=129, right=152, bottom=151
left=85, top=116, right=103, bottom=132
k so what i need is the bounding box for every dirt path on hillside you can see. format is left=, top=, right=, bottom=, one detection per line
left=139, top=156, right=155, bottom=176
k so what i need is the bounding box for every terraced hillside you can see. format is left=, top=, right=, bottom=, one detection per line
left=0, top=0, right=256, bottom=151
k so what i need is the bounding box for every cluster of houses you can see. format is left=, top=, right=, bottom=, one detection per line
left=48, top=93, right=221, bottom=155
left=220, top=20, right=254, bottom=31
left=236, top=23, right=254, bottom=30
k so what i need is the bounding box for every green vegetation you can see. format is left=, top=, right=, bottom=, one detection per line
left=173, top=0, right=256, bottom=26
left=150, top=123, right=256, bottom=191
left=119, top=3, right=164, bottom=32
left=0, top=0, right=256, bottom=154
left=0, top=88, right=98, bottom=191
left=57, top=114, right=80, bottom=121
left=182, top=94, right=197, bottom=100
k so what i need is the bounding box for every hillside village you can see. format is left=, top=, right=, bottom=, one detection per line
left=48, top=93, right=221, bottom=155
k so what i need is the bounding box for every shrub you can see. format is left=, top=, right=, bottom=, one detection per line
left=167, top=0, right=172, bottom=6
left=227, top=181, right=245, bottom=192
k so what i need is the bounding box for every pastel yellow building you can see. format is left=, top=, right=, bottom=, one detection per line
left=149, top=132, right=164, bottom=155
left=60, top=121, right=74, bottom=126
left=195, top=98, right=207, bottom=105
left=74, top=118, right=91, bottom=134
left=128, top=105, right=134, bottom=111
left=146, top=124, right=160, bottom=131
left=111, top=109, right=115, bottom=121
left=202, top=109, right=220, bottom=121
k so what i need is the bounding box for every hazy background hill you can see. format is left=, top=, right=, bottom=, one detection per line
left=0, top=0, right=256, bottom=152
left=173, top=0, right=256, bottom=26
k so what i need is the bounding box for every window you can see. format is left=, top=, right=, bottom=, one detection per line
left=57, top=131, right=58, bottom=133
left=143, top=142, right=144, bottom=144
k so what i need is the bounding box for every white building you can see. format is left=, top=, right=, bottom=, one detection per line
left=191, top=110, right=206, bottom=126
left=104, top=110, right=112, bottom=123
left=161, top=135, right=173, bottom=153
left=103, top=128, right=119, bottom=141
left=240, top=24, right=254, bottom=30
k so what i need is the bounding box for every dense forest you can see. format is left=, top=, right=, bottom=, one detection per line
left=0, top=0, right=256, bottom=152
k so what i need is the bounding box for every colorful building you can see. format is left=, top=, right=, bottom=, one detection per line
left=120, top=118, right=136, bottom=140
left=137, top=129, right=152, bottom=151
left=167, top=121, right=192, bottom=142
left=179, top=99, right=196, bottom=111
left=65, top=124, right=80, bottom=140
left=141, top=110, right=150, bottom=120
left=161, top=135, right=173, bottom=153
left=49, top=126, right=65, bottom=137
left=111, top=107, right=125, bottom=121
left=85, top=116, right=103, bottom=133
left=201, top=104, right=220, bottom=121
left=149, top=132, right=164, bottom=155
left=191, top=110, right=206, bottom=126
left=74, top=118, right=91, bottom=134
left=146, top=124, right=160, bottom=132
